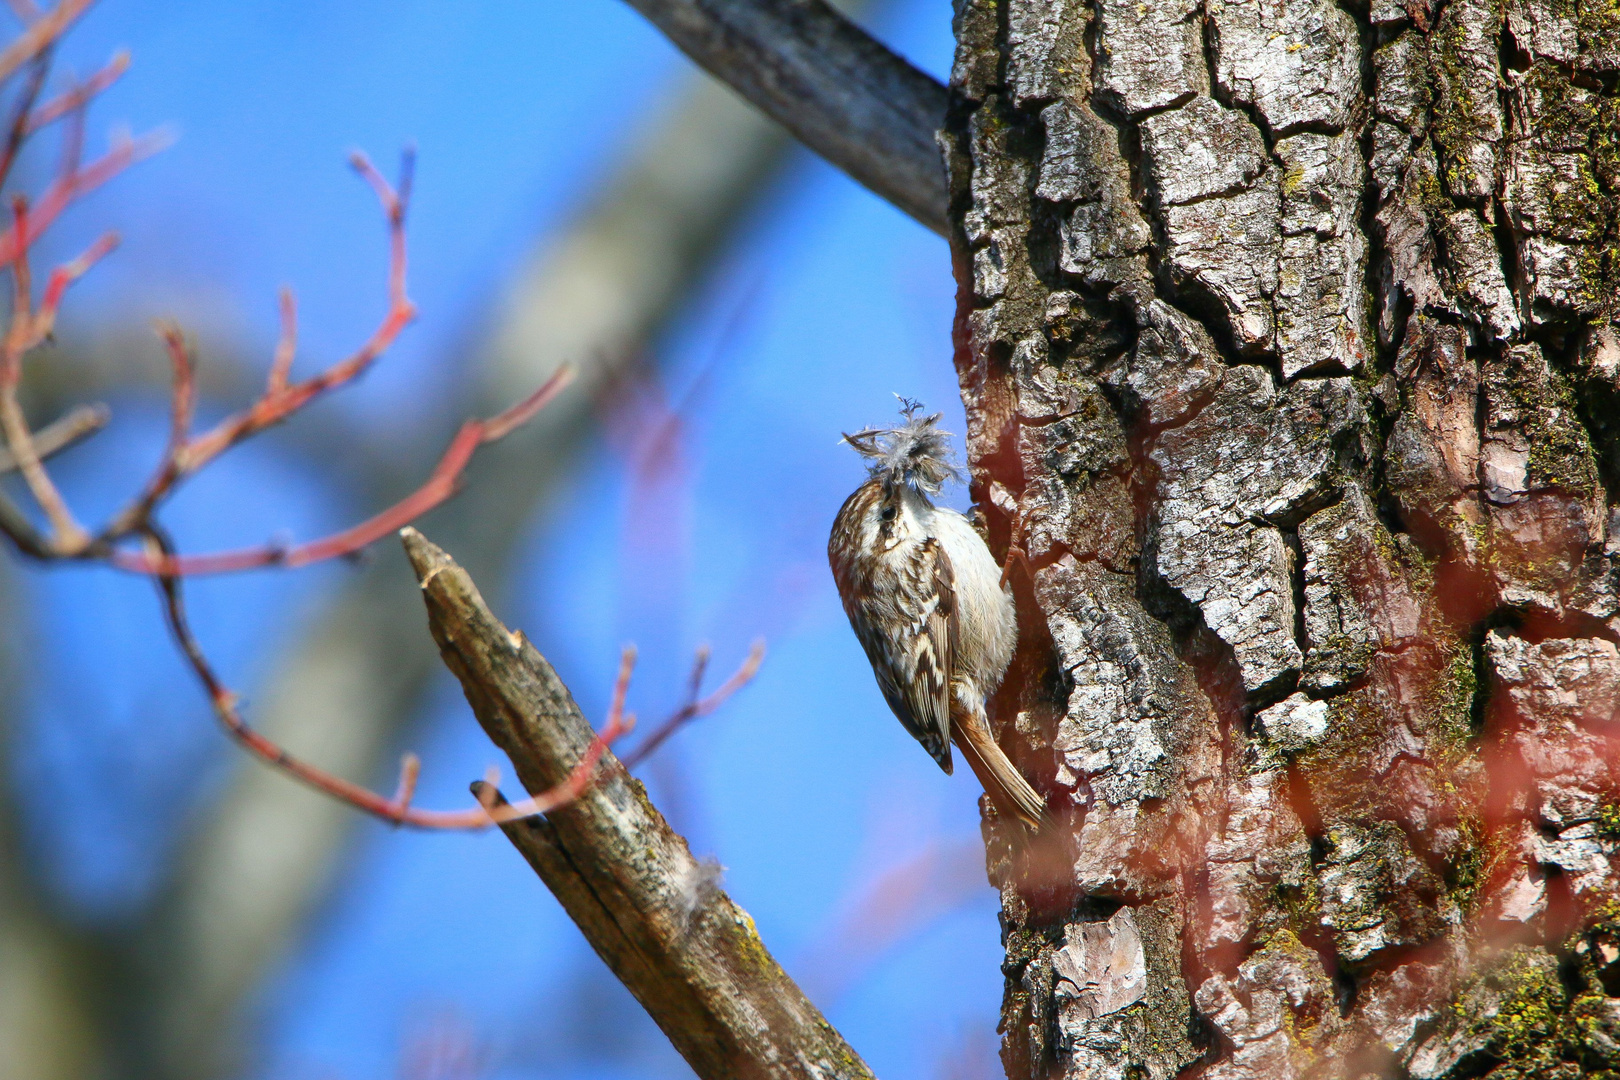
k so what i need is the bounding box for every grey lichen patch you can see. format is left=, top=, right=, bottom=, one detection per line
left=1039, top=98, right=1154, bottom=294
left=1140, top=97, right=1280, bottom=354
left=1502, top=58, right=1620, bottom=323
left=1375, top=142, right=1456, bottom=337
left=950, top=0, right=1002, bottom=102
left=1511, top=0, right=1620, bottom=70
left=1474, top=344, right=1617, bottom=613
left=1096, top=299, right=1224, bottom=430
left=1482, top=344, right=1602, bottom=503
left=966, top=101, right=1042, bottom=305
left=1037, top=556, right=1219, bottom=894
left=1140, top=96, right=1269, bottom=207
left=1039, top=556, right=1203, bottom=809
left=1384, top=317, right=1489, bottom=559
left=1018, top=373, right=1138, bottom=570
left=1006, top=0, right=1086, bottom=108
left=1093, top=0, right=1205, bottom=118
left=1298, top=485, right=1424, bottom=692
left=1374, top=30, right=1434, bottom=133
left=1202, top=768, right=1315, bottom=950
left=1438, top=210, right=1521, bottom=340
left=1431, top=0, right=1507, bottom=203
left=1254, top=693, right=1332, bottom=756
left=1194, top=929, right=1341, bottom=1078
left=1317, top=820, right=1447, bottom=963
left=1149, top=368, right=1367, bottom=693
left=1275, top=131, right=1372, bottom=378
left=1206, top=0, right=1362, bottom=135
left=1050, top=899, right=1198, bottom=1080
left=1488, top=629, right=1620, bottom=735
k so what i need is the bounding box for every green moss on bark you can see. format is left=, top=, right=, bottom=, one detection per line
left=1438, top=945, right=1620, bottom=1078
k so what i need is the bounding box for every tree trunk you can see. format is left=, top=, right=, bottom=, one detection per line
left=943, top=0, right=1620, bottom=1076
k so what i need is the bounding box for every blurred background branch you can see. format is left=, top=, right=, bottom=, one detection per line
left=616, top=0, right=947, bottom=234
left=0, top=559, right=116, bottom=1080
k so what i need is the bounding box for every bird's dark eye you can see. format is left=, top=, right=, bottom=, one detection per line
left=880, top=505, right=896, bottom=522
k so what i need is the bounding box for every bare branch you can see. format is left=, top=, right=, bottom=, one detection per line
left=0, top=198, right=87, bottom=551
left=265, top=287, right=296, bottom=392
left=0, top=126, right=168, bottom=270
left=22, top=48, right=128, bottom=135
left=102, top=150, right=414, bottom=540
left=108, top=365, right=577, bottom=575
left=621, top=0, right=947, bottom=234
left=0, top=52, right=48, bottom=192
left=149, top=523, right=644, bottom=831
left=0, top=0, right=90, bottom=85
left=622, top=639, right=764, bottom=769
left=403, top=528, right=869, bottom=1080
left=0, top=402, right=105, bottom=472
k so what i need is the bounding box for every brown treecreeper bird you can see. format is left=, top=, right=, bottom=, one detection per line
left=827, top=400, right=1048, bottom=830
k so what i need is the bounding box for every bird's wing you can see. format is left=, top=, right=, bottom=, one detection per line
left=847, top=537, right=957, bottom=773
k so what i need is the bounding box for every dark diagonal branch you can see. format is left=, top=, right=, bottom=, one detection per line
left=620, top=0, right=947, bottom=234
left=403, top=528, right=872, bottom=1080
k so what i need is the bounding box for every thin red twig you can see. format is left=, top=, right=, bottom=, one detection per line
left=0, top=0, right=90, bottom=85
left=102, top=150, right=415, bottom=538
left=36, top=229, right=116, bottom=332
left=266, top=287, right=296, bottom=392
left=0, top=51, right=47, bottom=192
left=466, top=646, right=640, bottom=826
left=23, top=47, right=127, bottom=134
left=150, top=531, right=656, bottom=831
left=622, top=639, right=766, bottom=769
left=0, top=195, right=88, bottom=549
left=107, top=365, right=576, bottom=575
left=0, top=126, right=167, bottom=272
left=8, top=195, right=31, bottom=327
left=157, top=322, right=195, bottom=462
left=0, top=15, right=755, bottom=834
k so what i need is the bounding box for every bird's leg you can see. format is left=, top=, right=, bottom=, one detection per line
left=996, top=494, right=1034, bottom=589
left=1000, top=542, right=1034, bottom=590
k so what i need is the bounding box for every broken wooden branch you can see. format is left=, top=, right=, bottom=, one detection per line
left=402, top=527, right=874, bottom=1080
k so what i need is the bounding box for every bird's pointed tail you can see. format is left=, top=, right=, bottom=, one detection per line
left=952, top=699, right=1051, bottom=832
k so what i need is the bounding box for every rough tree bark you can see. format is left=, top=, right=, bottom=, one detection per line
left=941, top=0, right=1620, bottom=1077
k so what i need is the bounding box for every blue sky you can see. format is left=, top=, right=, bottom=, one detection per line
left=9, top=3, right=1006, bottom=1079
